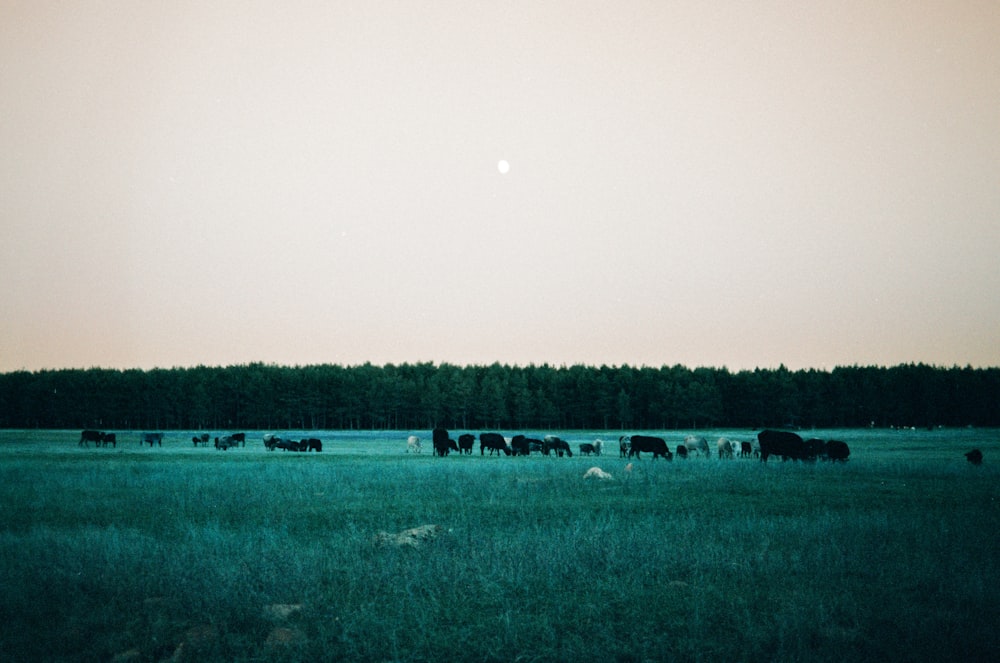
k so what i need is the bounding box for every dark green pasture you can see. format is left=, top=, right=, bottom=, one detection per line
left=1, top=429, right=998, bottom=662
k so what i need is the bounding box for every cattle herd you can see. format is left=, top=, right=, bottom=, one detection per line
left=76, top=428, right=987, bottom=465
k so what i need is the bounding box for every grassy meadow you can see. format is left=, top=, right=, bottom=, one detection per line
left=1, top=428, right=998, bottom=662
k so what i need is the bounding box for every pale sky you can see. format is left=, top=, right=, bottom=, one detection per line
left=2, top=1, right=999, bottom=372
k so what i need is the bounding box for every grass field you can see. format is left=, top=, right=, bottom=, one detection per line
left=1, top=428, right=998, bottom=662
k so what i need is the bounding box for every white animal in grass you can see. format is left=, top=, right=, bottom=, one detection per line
left=406, top=435, right=422, bottom=453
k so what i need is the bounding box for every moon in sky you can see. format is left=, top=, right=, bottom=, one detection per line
left=497, top=159, right=510, bottom=174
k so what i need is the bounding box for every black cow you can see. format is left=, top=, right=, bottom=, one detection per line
left=804, top=439, right=826, bottom=459
left=433, top=428, right=452, bottom=456
left=757, top=430, right=806, bottom=462
left=675, top=444, right=688, bottom=459
left=141, top=432, right=164, bottom=447
left=274, top=439, right=306, bottom=452
left=192, top=433, right=211, bottom=447
left=458, top=433, right=475, bottom=454
left=824, top=440, right=850, bottom=462
left=965, top=448, right=983, bottom=466
left=543, top=436, right=572, bottom=457
left=579, top=443, right=597, bottom=456
left=510, top=435, right=531, bottom=456
left=306, top=438, right=322, bottom=452
left=628, top=435, right=672, bottom=460
left=230, top=433, right=246, bottom=447
left=739, top=441, right=752, bottom=458
left=79, top=430, right=103, bottom=447
left=100, top=433, right=117, bottom=448
left=480, top=432, right=511, bottom=456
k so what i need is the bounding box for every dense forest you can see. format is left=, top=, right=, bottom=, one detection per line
left=1, top=362, right=997, bottom=431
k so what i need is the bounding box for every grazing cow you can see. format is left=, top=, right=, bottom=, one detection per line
left=579, top=443, right=597, bottom=456
left=739, top=441, right=753, bottom=458
left=192, top=433, right=211, bottom=447
left=230, top=433, right=246, bottom=447
left=79, top=430, right=103, bottom=447
left=717, top=437, right=734, bottom=459
left=823, top=439, right=850, bottom=462
left=274, top=439, right=306, bottom=452
left=592, top=439, right=604, bottom=456
left=684, top=436, right=710, bottom=457
left=675, top=444, right=688, bottom=459
left=583, top=467, right=614, bottom=481
left=965, top=449, right=983, bottom=466
left=432, top=428, right=453, bottom=456
left=141, top=432, right=164, bottom=447
left=407, top=435, right=422, bottom=453
left=458, top=433, right=475, bottom=454
left=628, top=435, right=672, bottom=460
left=263, top=434, right=280, bottom=451
left=511, top=435, right=531, bottom=456
left=543, top=435, right=573, bottom=457
left=215, top=435, right=239, bottom=450
left=306, top=438, right=322, bottom=452
left=480, top=432, right=511, bottom=456
left=757, top=429, right=806, bottom=462
left=804, top=439, right=826, bottom=459
left=619, top=436, right=631, bottom=458
left=100, top=433, right=116, bottom=448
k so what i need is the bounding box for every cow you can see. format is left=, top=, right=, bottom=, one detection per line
left=230, top=433, right=246, bottom=447
left=804, top=439, right=826, bottom=459
left=192, top=433, right=211, bottom=447
left=619, top=436, right=631, bottom=458
left=965, top=449, right=983, bottom=466
left=757, top=429, right=806, bottom=462
left=458, top=433, right=475, bottom=454
left=579, top=443, right=597, bottom=456
left=739, top=441, right=753, bottom=458
left=79, top=430, right=103, bottom=447
left=407, top=435, right=422, bottom=453
left=306, top=438, right=323, bottom=452
left=432, top=428, right=453, bottom=456
left=592, top=439, right=604, bottom=456
left=823, top=439, right=850, bottom=462
left=274, top=439, right=306, bottom=452
left=100, top=433, right=117, bottom=448
left=543, top=435, right=573, bottom=457
left=215, top=435, right=239, bottom=450
left=263, top=434, right=280, bottom=451
left=511, top=435, right=531, bottom=456
left=717, top=437, right=734, bottom=459
left=141, top=432, right=164, bottom=447
left=628, top=435, right=672, bottom=460
left=684, top=436, right=710, bottom=457
left=480, top=432, right=511, bottom=456
left=675, top=444, right=688, bottom=459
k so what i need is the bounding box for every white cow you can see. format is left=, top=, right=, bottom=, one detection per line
left=592, top=439, right=604, bottom=456
left=684, top=436, right=710, bottom=457
left=406, top=435, right=422, bottom=453
left=717, top=437, right=734, bottom=459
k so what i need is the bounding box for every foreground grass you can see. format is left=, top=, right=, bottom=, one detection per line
left=1, top=430, right=998, bottom=661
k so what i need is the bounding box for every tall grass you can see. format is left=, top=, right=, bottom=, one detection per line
left=1, top=430, right=998, bottom=661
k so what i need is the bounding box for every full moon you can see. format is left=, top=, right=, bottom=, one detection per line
left=497, top=159, right=510, bottom=174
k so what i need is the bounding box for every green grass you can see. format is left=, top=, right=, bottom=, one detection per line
left=1, top=429, right=999, bottom=661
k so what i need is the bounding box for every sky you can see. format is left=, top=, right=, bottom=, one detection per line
left=2, top=1, right=999, bottom=373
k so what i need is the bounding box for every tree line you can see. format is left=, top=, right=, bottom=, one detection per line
left=0, top=362, right=997, bottom=431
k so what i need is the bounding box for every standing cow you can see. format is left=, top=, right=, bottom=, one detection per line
left=432, top=428, right=453, bottom=456
left=757, top=430, right=806, bottom=462
left=407, top=435, right=422, bottom=453
left=141, top=432, right=164, bottom=447
left=684, top=436, right=710, bottom=457
left=480, top=432, right=511, bottom=456
left=628, top=435, right=672, bottom=460
left=79, top=430, right=103, bottom=447
left=717, top=438, right=734, bottom=459
left=458, top=433, right=475, bottom=454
